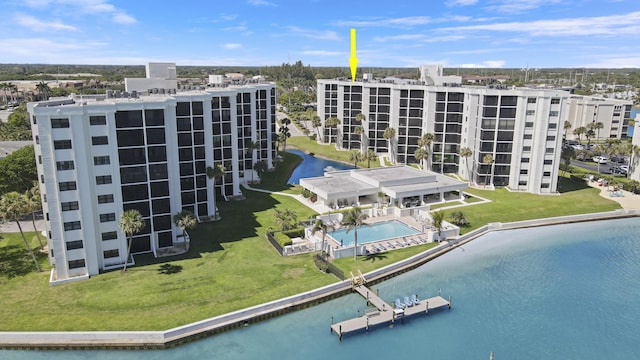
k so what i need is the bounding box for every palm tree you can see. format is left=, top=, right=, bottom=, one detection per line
left=593, top=122, right=604, bottom=144
left=25, top=184, right=44, bottom=249
left=173, top=210, right=197, bottom=245
left=353, top=125, right=364, bottom=150
left=417, top=133, right=435, bottom=170
left=119, top=209, right=145, bottom=272
left=482, top=154, right=494, bottom=187
left=355, top=113, right=366, bottom=122
left=254, top=160, right=268, bottom=180
left=274, top=208, right=297, bottom=231
left=0, top=83, right=8, bottom=104
left=349, top=150, right=362, bottom=168
left=563, top=121, right=572, bottom=143
left=431, top=210, right=445, bottom=241
left=414, top=147, right=429, bottom=170
left=325, top=117, right=340, bottom=145
left=377, top=191, right=387, bottom=207
left=341, top=206, right=368, bottom=260
left=278, top=126, right=291, bottom=152
left=206, top=164, right=226, bottom=219
left=383, top=127, right=396, bottom=164
left=35, top=81, right=50, bottom=101
left=0, top=192, right=42, bottom=272
left=573, top=126, right=587, bottom=142
left=244, top=139, right=258, bottom=183
left=459, top=147, right=473, bottom=185
left=627, top=144, right=640, bottom=179
left=311, top=115, right=322, bottom=140
left=311, top=219, right=333, bottom=253
left=364, top=149, right=377, bottom=168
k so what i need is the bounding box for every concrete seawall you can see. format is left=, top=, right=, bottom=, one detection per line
left=1, top=209, right=638, bottom=350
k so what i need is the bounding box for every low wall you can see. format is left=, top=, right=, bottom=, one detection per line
left=2, top=209, right=638, bottom=349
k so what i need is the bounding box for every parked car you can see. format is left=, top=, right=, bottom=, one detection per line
left=620, top=165, right=629, bottom=172
left=592, top=156, right=608, bottom=164
left=572, top=144, right=585, bottom=150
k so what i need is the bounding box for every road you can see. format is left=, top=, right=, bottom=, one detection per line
left=572, top=159, right=627, bottom=176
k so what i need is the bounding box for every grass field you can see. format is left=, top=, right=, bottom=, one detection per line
left=286, top=136, right=381, bottom=168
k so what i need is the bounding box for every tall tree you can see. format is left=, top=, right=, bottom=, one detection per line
left=482, top=154, right=494, bottom=187
left=353, top=125, right=364, bottom=150
left=459, top=147, right=473, bottom=185
left=244, top=139, right=258, bottom=183
left=278, top=126, right=291, bottom=152
left=414, top=147, right=429, bottom=170
left=431, top=210, right=445, bottom=241
left=0, top=145, right=37, bottom=195
left=0, top=192, right=41, bottom=272
left=311, top=115, right=322, bottom=140
left=25, top=184, right=44, bottom=249
left=364, top=149, right=377, bottom=168
left=206, top=163, right=226, bottom=219
left=573, top=127, right=587, bottom=142
left=274, top=208, right=297, bottom=231
left=593, top=122, right=604, bottom=144
left=563, top=121, right=572, bottom=143
left=254, top=160, right=268, bottom=179
left=341, top=206, right=368, bottom=260
left=349, top=150, right=362, bottom=168
left=119, top=209, right=145, bottom=272
left=383, top=127, right=396, bottom=164
left=325, top=117, right=340, bottom=145
left=35, top=81, right=50, bottom=101
left=311, top=219, right=333, bottom=253
left=417, top=133, right=435, bottom=170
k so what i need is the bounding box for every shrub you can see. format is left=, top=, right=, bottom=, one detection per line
left=273, top=232, right=292, bottom=247
left=449, top=211, right=470, bottom=227
left=282, top=227, right=305, bottom=239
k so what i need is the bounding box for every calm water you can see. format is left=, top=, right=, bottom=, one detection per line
left=4, top=218, right=640, bottom=359
left=328, top=220, right=418, bottom=246
left=286, top=149, right=352, bottom=184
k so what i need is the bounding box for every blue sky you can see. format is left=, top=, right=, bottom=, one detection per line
left=1, top=0, right=639, bottom=68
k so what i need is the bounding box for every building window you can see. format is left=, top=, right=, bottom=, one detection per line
left=96, top=175, right=112, bottom=185
left=524, top=134, right=532, bottom=139
left=61, top=201, right=79, bottom=211
left=520, top=169, right=528, bottom=175
left=53, top=140, right=72, bottom=149
left=527, top=98, right=537, bottom=104
left=51, top=118, right=70, bottom=128
left=64, top=221, right=81, bottom=231
left=56, top=161, right=75, bottom=171
left=99, top=213, right=116, bottom=223
left=102, top=231, right=118, bottom=241
left=66, top=240, right=84, bottom=250
left=59, top=181, right=77, bottom=191
left=544, top=159, right=553, bottom=165
left=551, top=98, right=560, bottom=104
left=548, top=123, right=557, bottom=129
left=525, top=122, right=533, bottom=128
left=519, top=181, right=527, bottom=186
left=546, top=136, right=556, bottom=141
left=543, top=171, right=551, bottom=176
left=545, top=148, right=554, bottom=154
left=526, top=110, right=535, bottom=116
left=94, top=156, right=110, bottom=165
left=92, top=136, right=109, bottom=145
left=541, top=183, right=550, bottom=188
left=549, top=111, right=559, bottom=117
left=97, top=194, right=114, bottom=204
left=68, top=259, right=86, bottom=269
left=103, top=249, right=119, bottom=258
left=523, top=146, right=531, bottom=151
left=522, top=158, right=530, bottom=163
left=90, top=116, right=107, bottom=125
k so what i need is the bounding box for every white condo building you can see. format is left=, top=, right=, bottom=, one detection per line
left=28, top=74, right=276, bottom=284
left=317, top=76, right=571, bottom=194
left=564, top=95, right=632, bottom=140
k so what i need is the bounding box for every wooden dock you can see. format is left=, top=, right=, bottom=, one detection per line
left=330, top=281, right=451, bottom=340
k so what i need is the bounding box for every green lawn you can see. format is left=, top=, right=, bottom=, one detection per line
left=286, top=136, right=380, bottom=168
left=250, top=151, right=304, bottom=193
left=333, top=243, right=439, bottom=276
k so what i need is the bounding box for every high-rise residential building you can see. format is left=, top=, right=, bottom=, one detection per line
left=28, top=78, right=276, bottom=284
left=564, top=95, right=632, bottom=141
left=318, top=74, right=571, bottom=194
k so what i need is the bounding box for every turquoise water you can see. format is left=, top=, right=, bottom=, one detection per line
left=328, top=220, right=419, bottom=246
left=3, top=218, right=640, bottom=359
left=286, top=149, right=352, bottom=184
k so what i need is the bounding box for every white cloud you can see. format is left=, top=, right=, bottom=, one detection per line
left=15, top=14, right=77, bottom=32
left=299, top=50, right=343, bottom=56
left=334, top=16, right=432, bottom=27
left=459, top=60, right=507, bottom=68
left=373, top=34, right=426, bottom=42
left=421, top=35, right=467, bottom=42
left=582, top=54, right=640, bottom=68
left=222, top=43, right=242, bottom=49
left=444, top=48, right=513, bottom=55
left=112, top=12, right=136, bottom=24
left=248, top=0, right=276, bottom=6
left=285, top=26, right=340, bottom=41
left=438, top=11, right=640, bottom=37
left=484, top=0, right=562, bottom=14
left=446, top=0, right=478, bottom=6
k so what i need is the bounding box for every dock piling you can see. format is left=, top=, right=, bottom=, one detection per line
left=448, top=295, right=452, bottom=309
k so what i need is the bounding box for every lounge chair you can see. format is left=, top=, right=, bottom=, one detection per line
left=376, top=243, right=387, bottom=251
left=411, top=294, right=420, bottom=306
left=404, top=296, right=413, bottom=307
left=410, top=237, right=421, bottom=245
left=418, top=236, right=428, bottom=244
left=395, top=298, right=405, bottom=309
left=386, top=242, right=396, bottom=249
left=367, top=246, right=378, bottom=254
left=394, top=240, right=404, bottom=248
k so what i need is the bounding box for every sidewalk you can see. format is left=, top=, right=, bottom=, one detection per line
left=588, top=181, right=640, bottom=210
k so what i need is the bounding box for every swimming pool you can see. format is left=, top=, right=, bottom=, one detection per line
left=327, top=220, right=419, bottom=246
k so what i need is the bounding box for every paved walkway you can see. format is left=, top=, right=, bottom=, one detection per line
left=588, top=180, right=640, bottom=210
